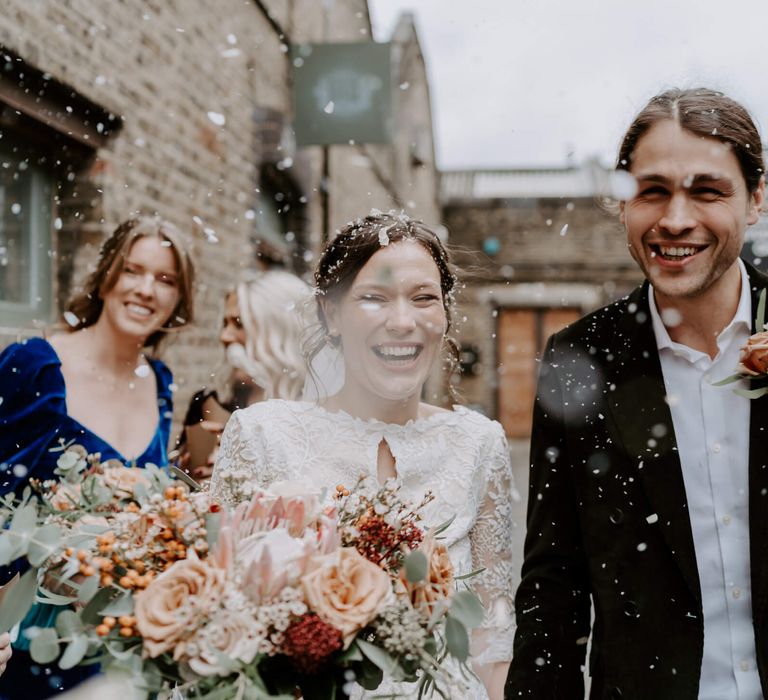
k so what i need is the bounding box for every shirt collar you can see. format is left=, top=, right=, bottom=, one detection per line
left=648, top=258, right=752, bottom=353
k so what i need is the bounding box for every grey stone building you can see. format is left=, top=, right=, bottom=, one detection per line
left=442, top=162, right=642, bottom=437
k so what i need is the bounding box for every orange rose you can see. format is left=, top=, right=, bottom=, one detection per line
left=134, top=550, right=225, bottom=658
left=301, top=548, right=391, bottom=647
left=738, top=331, right=768, bottom=376
left=399, top=535, right=454, bottom=617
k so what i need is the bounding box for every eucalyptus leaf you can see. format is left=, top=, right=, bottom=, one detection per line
left=29, top=627, right=60, bottom=664
left=76, top=574, right=100, bottom=604
left=0, top=533, right=21, bottom=566
left=10, top=502, right=37, bottom=534
left=338, top=640, right=363, bottom=663
left=354, top=655, right=384, bottom=690
left=55, top=609, right=84, bottom=637
left=81, top=587, right=126, bottom=624
left=196, top=685, right=247, bottom=700
left=169, top=466, right=203, bottom=491
left=735, top=386, right=768, bottom=399
left=28, top=524, right=62, bottom=566
left=711, top=373, right=744, bottom=387
left=445, top=615, right=469, bottom=661
left=98, top=590, right=135, bottom=617
left=357, top=639, right=406, bottom=680
left=0, top=567, right=38, bottom=634
left=59, top=634, right=89, bottom=669
left=404, top=549, right=428, bottom=583
left=106, top=640, right=143, bottom=661
left=430, top=514, right=456, bottom=537
left=449, top=590, right=485, bottom=628
left=36, top=587, right=78, bottom=606
left=453, top=566, right=486, bottom=581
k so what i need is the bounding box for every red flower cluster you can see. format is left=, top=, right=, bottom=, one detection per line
left=355, top=512, right=423, bottom=570
left=282, top=613, right=343, bottom=674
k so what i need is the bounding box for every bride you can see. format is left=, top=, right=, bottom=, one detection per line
left=210, top=211, right=516, bottom=699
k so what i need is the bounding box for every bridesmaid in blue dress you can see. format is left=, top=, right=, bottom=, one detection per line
left=0, top=215, right=195, bottom=700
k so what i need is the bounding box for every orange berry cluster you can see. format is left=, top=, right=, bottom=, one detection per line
left=334, top=484, right=350, bottom=499
left=63, top=546, right=117, bottom=587
left=95, top=615, right=137, bottom=638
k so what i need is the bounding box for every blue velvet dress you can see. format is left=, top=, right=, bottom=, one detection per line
left=0, top=337, right=174, bottom=699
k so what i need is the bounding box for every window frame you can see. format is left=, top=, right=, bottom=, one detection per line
left=0, top=150, right=53, bottom=327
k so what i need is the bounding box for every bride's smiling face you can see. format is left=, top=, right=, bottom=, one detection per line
left=324, top=239, right=448, bottom=404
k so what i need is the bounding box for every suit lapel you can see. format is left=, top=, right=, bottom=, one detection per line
left=604, top=283, right=701, bottom=603
left=745, top=263, right=768, bottom=620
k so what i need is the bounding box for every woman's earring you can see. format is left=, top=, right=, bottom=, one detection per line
left=325, top=330, right=341, bottom=347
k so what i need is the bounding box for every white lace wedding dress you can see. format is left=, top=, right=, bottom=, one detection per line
left=210, top=400, right=517, bottom=699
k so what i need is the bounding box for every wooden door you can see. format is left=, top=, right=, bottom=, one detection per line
left=497, top=307, right=580, bottom=438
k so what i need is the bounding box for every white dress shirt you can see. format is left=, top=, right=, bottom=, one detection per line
left=649, top=259, right=761, bottom=700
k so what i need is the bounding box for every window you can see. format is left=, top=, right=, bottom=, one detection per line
left=0, top=146, right=52, bottom=326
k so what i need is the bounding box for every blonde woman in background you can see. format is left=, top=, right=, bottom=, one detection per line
left=176, top=269, right=312, bottom=479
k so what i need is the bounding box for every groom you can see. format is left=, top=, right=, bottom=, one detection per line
left=506, top=88, right=768, bottom=699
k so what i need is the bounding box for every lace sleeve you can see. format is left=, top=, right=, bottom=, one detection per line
left=469, top=421, right=518, bottom=665
left=209, top=409, right=267, bottom=506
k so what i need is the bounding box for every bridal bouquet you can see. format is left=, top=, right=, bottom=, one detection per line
left=0, top=443, right=483, bottom=699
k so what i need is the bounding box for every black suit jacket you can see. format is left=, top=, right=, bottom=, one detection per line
left=505, top=261, right=768, bottom=700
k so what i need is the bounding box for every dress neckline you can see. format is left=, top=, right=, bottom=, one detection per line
left=36, top=337, right=165, bottom=463
left=289, top=399, right=470, bottom=433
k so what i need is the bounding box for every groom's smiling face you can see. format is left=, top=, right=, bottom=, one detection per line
left=620, top=119, right=764, bottom=302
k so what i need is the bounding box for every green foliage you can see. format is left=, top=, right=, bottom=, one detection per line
left=357, top=639, right=405, bottom=680
left=55, top=609, right=84, bottom=637
left=444, top=616, right=469, bottom=661
left=430, top=514, right=456, bottom=537
left=353, top=654, right=384, bottom=690
left=0, top=567, right=38, bottom=634
left=28, top=523, right=62, bottom=566
left=85, top=588, right=133, bottom=622
left=29, top=627, right=60, bottom=664
left=59, top=635, right=89, bottom=669
left=170, top=466, right=203, bottom=491
left=404, top=549, right=428, bottom=583
left=449, top=590, right=485, bottom=628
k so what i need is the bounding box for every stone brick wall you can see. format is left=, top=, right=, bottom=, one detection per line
left=443, top=183, right=644, bottom=419
left=0, top=1, right=440, bottom=433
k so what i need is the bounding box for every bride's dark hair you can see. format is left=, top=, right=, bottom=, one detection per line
left=306, top=210, right=461, bottom=392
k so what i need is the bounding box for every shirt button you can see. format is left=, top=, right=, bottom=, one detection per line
left=733, top=588, right=742, bottom=599
left=740, top=660, right=750, bottom=672
left=722, top=514, right=732, bottom=525
left=712, top=443, right=722, bottom=453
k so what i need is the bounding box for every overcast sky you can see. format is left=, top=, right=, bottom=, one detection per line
left=369, top=0, right=768, bottom=170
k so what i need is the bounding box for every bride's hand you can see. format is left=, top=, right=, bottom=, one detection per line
left=0, top=632, right=12, bottom=676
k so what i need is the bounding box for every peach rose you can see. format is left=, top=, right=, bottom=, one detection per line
left=398, top=535, right=454, bottom=617
left=301, top=547, right=391, bottom=647
left=134, top=550, right=225, bottom=658
left=738, top=331, right=768, bottom=376
left=184, top=608, right=262, bottom=676
left=102, top=465, right=151, bottom=499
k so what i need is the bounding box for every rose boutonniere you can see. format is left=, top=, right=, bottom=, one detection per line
left=715, top=288, right=768, bottom=398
